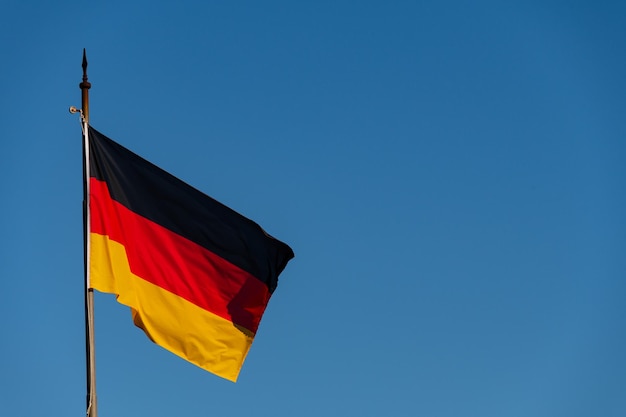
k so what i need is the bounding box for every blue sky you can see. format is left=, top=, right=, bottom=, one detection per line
left=1, top=1, right=625, bottom=416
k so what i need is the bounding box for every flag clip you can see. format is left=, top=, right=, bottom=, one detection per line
left=69, top=106, right=85, bottom=122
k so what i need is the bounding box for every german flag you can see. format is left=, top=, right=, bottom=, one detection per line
left=87, top=126, right=294, bottom=382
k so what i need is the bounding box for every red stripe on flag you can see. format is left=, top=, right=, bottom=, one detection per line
left=90, top=177, right=270, bottom=334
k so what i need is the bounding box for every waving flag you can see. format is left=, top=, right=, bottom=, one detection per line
left=87, top=126, right=294, bottom=382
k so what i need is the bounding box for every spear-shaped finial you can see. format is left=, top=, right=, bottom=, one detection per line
left=80, top=48, right=91, bottom=87
left=79, top=48, right=91, bottom=123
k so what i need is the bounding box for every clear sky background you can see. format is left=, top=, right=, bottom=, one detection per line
left=1, top=1, right=625, bottom=416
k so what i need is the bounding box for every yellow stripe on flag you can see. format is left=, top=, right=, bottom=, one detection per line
left=90, top=233, right=254, bottom=382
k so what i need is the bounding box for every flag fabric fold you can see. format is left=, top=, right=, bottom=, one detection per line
left=87, top=126, right=294, bottom=382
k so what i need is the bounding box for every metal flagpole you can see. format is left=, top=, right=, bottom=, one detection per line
left=78, top=48, right=98, bottom=417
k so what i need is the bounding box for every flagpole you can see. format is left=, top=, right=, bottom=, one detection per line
left=80, top=48, right=98, bottom=417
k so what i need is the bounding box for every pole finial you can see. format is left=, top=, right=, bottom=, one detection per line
left=79, top=49, right=91, bottom=123
left=80, top=49, right=91, bottom=90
